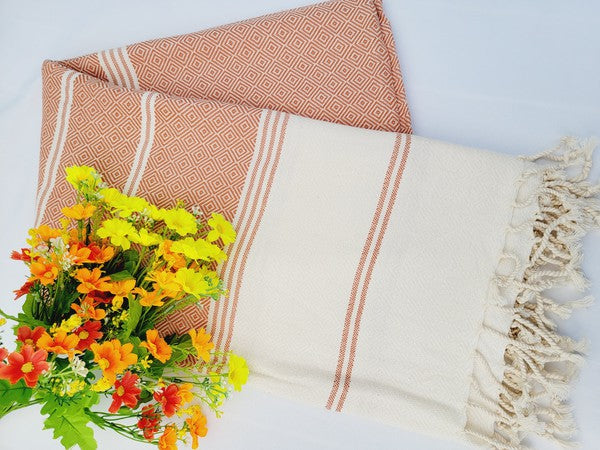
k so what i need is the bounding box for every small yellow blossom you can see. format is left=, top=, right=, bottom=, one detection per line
left=227, top=353, right=249, bottom=392
left=65, top=165, right=99, bottom=190
left=163, top=208, right=197, bottom=236
left=129, top=228, right=162, bottom=247
left=207, top=213, right=236, bottom=244
left=91, top=376, right=112, bottom=392
left=96, top=218, right=136, bottom=250
left=171, top=237, right=226, bottom=262
left=66, top=379, right=86, bottom=396
left=175, top=268, right=211, bottom=299
left=0, top=318, right=6, bottom=327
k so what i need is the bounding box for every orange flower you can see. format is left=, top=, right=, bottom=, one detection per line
left=67, top=243, right=92, bottom=264
left=109, top=371, right=141, bottom=413
left=177, top=382, right=194, bottom=406
left=0, top=348, right=8, bottom=361
left=108, top=279, right=136, bottom=308
left=71, top=297, right=107, bottom=321
left=133, top=287, right=166, bottom=307
left=158, top=425, right=178, bottom=450
left=90, top=339, right=137, bottom=381
left=158, top=240, right=187, bottom=269
left=186, top=405, right=208, bottom=449
left=16, top=326, right=46, bottom=348
left=74, top=268, right=111, bottom=294
left=61, top=203, right=97, bottom=220
left=0, top=345, right=49, bottom=387
left=29, top=259, right=59, bottom=286
left=27, top=225, right=62, bottom=246
left=140, top=329, right=172, bottom=363
left=188, top=328, right=214, bottom=363
left=37, top=331, right=80, bottom=358
left=147, top=270, right=181, bottom=298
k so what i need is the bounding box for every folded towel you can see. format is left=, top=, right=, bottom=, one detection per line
left=35, top=0, right=598, bottom=448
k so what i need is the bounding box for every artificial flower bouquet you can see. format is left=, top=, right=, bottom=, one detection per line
left=0, top=165, right=249, bottom=450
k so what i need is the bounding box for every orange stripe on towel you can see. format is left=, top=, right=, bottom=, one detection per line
left=326, top=133, right=412, bottom=411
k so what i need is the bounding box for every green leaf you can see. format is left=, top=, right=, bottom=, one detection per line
left=0, top=379, right=33, bottom=408
left=109, top=270, right=134, bottom=281
left=121, top=249, right=139, bottom=274
left=41, top=391, right=99, bottom=450
left=120, top=298, right=142, bottom=340
left=44, top=408, right=97, bottom=450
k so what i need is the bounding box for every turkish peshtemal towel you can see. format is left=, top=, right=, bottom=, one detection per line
left=35, top=0, right=599, bottom=448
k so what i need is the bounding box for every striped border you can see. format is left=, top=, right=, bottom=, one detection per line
left=123, top=92, right=158, bottom=196
left=209, top=110, right=290, bottom=360
left=326, top=133, right=412, bottom=411
left=97, top=47, right=140, bottom=90
left=35, top=70, right=80, bottom=226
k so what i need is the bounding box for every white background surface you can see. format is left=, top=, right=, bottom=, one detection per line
left=0, top=1, right=598, bottom=449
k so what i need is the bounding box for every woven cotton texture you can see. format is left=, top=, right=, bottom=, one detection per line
left=34, top=0, right=598, bottom=448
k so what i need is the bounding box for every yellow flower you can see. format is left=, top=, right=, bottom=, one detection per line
left=62, top=203, right=97, bottom=220
left=66, top=379, right=86, bottom=396
left=91, top=376, right=112, bottom=392
left=65, top=165, right=99, bottom=190
left=175, top=268, right=211, bottom=299
left=227, top=353, right=249, bottom=392
left=96, top=218, right=136, bottom=250
left=0, top=318, right=6, bottom=326
left=114, top=196, right=149, bottom=218
left=171, top=237, right=226, bottom=262
left=99, top=187, right=122, bottom=205
left=129, top=228, right=162, bottom=247
left=163, top=208, right=197, bottom=236
left=207, top=213, right=236, bottom=245
left=139, top=355, right=151, bottom=369
left=188, top=328, right=214, bottom=363
left=50, top=314, right=83, bottom=334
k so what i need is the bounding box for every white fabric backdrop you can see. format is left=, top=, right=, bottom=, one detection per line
left=0, top=1, right=598, bottom=449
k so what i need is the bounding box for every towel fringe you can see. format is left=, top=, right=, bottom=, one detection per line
left=466, top=137, right=599, bottom=449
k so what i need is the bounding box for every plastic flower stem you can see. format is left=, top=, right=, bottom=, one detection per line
left=0, top=308, right=19, bottom=322
left=0, top=399, right=43, bottom=419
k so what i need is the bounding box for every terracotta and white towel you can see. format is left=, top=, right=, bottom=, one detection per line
left=35, top=0, right=598, bottom=448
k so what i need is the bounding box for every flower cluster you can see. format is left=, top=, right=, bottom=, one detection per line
left=0, top=166, right=248, bottom=450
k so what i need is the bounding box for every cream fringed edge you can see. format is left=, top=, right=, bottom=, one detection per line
left=465, top=138, right=599, bottom=449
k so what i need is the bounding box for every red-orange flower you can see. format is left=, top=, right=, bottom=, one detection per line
left=137, top=405, right=161, bottom=440
left=0, top=348, right=8, bottom=361
left=86, top=243, right=115, bottom=263
left=140, top=329, right=172, bottom=363
left=74, top=321, right=103, bottom=351
left=13, top=280, right=34, bottom=300
left=109, top=371, right=141, bottom=413
left=0, top=345, right=48, bottom=387
left=29, top=259, right=59, bottom=286
left=10, top=248, right=32, bottom=262
left=16, top=326, right=46, bottom=348
left=154, top=384, right=181, bottom=417
left=74, top=268, right=111, bottom=294
left=71, top=297, right=107, bottom=321
left=37, top=331, right=80, bottom=358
